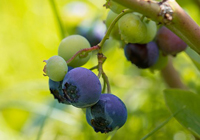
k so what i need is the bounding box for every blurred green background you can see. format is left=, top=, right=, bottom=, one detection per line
left=0, top=0, right=200, bottom=140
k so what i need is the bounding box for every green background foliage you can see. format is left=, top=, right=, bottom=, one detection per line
left=0, top=0, right=200, bottom=140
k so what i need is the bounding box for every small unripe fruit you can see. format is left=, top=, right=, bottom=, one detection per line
left=124, top=42, right=159, bottom=69
left=58, top=35, right=91, bottom=67
left=118, top=13, right=147, bottom=44
left=156, top=26, right=187, bottom=55
left=45, top=55, right=68, bottom=81
left=140, top=19, right=157, bottom=44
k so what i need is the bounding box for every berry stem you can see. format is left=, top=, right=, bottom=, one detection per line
left=102, top=72, right=111, bottom=93
left=98, top=9, right=133, bottom=51
left=102, top=77, right=106, bottom=93
left=97, top=53, right=106, bottom=78
left=66, top=45, right=100, bottom=64
left=97, top=53, right=111, bottom=93
left=89, top=65, right=98, bottom=71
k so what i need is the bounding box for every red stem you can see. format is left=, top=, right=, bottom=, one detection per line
left=66, top=45, right=100, bottom=64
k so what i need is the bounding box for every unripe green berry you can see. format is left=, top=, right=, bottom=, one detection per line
left=118, top=13, right=147, bottom=44
left=58, top=35, right=91, bottom=67
left=45, top=55, right=68, bottom=81
left=140, top=19, right=157, bottom=44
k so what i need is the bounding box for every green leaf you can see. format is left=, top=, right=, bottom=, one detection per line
left=164, top=89, right=200, bottom=138
left=185, top=47, right=200, bottom=71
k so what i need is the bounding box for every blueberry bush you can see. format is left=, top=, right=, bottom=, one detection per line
left=1, top=0, right=200, bottom=140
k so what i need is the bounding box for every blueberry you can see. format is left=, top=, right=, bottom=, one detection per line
left=48, top=66, right=74, bottom=104
left=124, top=42, right=159, bottom=69
left=86, top=94, right=127, bottom=133
left=62, top=67, right=102, bottom=108
left=49, top=79, right=70, bottom=104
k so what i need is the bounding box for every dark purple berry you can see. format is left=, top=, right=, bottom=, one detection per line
left=48, top=66, right=74, bottom=104
left=86, top=94, right=127, bottom=133
left=62, top=67, right=101, bottom=108
left=156, top=26, right=187, bottom=55
left=49, top=79, right=70, bottom=104
left=124, top=42, right=159, bottom=68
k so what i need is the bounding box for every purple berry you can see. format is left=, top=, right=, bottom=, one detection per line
left=156, top=26, right=187, bottom=55
left=62, top=67, right=101, bottom=108
left=124, top=42, right=159, bottom=68
left=86, top=94, right=127, bottom=133
left=48, top=66, right=74, bottom=104
left=49, top=79, right=70, bottom=104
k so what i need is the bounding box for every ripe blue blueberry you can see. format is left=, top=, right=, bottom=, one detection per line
left=86, top=93, right=127, bottom=133
left=48, top=66, right=74, bottom=104
left=124, top=42, right=159, bottom=69
left=62, top=67, right=102, bottom=108
left=49, top=79, right=70, bottom=104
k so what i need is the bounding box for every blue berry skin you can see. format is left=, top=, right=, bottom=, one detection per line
left=62, top=67, right=102, bottom=108
left=86, top=94, right=127, bottom=133
left=124, top=42, right=159, bottom=69
left=49, top=79, right=70, bottom=104
left=48, top=66, right=74, bottom=104
left=67, top=66, right=74, bottom=71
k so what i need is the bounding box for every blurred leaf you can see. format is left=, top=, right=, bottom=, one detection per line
left=185, top=47, right=200, bottom=71
left=164, top=89, right=200, bottom=138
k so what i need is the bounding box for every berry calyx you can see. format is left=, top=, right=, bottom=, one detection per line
left=49, top=79, right=70, bottom=104
left=62, top=67, right=102, bottom=108
left=86, top=93, right=127, bottom=133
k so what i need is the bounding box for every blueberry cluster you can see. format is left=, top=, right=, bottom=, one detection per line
left=49, top=67, right=127, bottom=133
left=45, top=35, right=127, bottom=133
left=44, top=7, right=187, bottom=134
